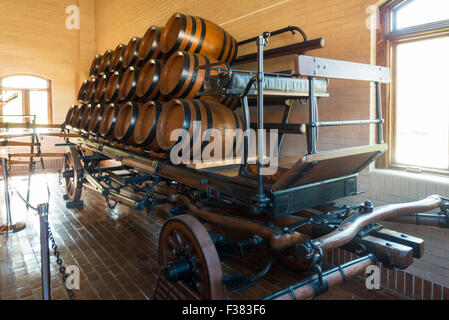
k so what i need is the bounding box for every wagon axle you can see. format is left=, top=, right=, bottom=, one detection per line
left=164, top=256, right=197, bottom=283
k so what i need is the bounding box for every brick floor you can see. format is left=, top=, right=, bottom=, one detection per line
left=0, top=173, right=407, bottom=300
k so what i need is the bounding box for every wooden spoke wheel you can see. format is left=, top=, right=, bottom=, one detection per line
left=159, top=215, right=224, bottom=300
left=275, top=245, right=313, bottom=272
left=63, top=146, right=83, bottom=202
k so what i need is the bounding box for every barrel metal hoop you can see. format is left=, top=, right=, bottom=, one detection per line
left=183, top=15, right=197, bottom=53
left=92, top=104, right=104, bottom=135
left=126, top=67, right=139, bottom=101
left=199, top=100, right=213, bottom=151
left=105, top=104, right=119, bottom=137
left=141, top=60, right=161, bottom=100
left=195, top=18, right=207, bottom=54
left=217, top=27, right=227, bottom=62
left=231, top=36, right=238, bottom=64
left=165, top=100, right=193, bottom=152
left=148, top=27, right=160, bottom=59
left=138, top=101, right=161, bottom=147
left=169, top=53, right=191, bottom=97
left=223, top=33, right=234, bottom=65
left=190, top=100, right=203, bottom=154
left=121, top=102, right=139, bottom=142
left=127, top=38, right=141, bottom=68
left=107, top=72, right=122, bottom=103
left=166, top=13, right=187, bottom=56
left=180, top=54, right=200, bottom=99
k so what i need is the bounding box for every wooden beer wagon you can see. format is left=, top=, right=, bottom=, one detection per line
left=60, top=18, right=449, bottom=300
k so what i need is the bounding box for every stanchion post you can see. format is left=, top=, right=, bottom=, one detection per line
left=2, top=157, right=12, bottom=227
left=38, top=203, right=51, bottom=300
left=0, top=157, right=26, bottom=234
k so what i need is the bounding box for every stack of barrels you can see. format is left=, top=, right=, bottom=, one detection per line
left=65, top=13, right=242, bottom=160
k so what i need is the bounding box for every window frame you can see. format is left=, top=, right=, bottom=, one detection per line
left=377, top=0, right=449, bottom=176
left=0, top=74, right=53, bottom=124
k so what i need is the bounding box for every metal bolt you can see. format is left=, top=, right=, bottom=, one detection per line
left=364, top=200, right=373, bottom=207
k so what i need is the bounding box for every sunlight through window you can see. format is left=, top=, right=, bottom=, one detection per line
left=0, top=75, right=51, bottom=124
left=394, top=0, right=449, bottom=30
left=395, top=36, right=449, bottom=170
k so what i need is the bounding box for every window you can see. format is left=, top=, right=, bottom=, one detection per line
left=0, top=75, right=52, bottom=124
left=378, top=0, right=449, bottom=175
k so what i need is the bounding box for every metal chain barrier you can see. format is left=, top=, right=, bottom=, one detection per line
left=8, top=187, right=76, bottom=300
left=47, top=224, right=77, bottom=300
left=3, top=154, right=76, bottom=300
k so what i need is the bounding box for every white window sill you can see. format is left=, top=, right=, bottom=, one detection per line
left=370, top=167, right=449, bottom=185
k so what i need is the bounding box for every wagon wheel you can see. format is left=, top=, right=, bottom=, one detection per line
left=275, top=245, right=313, bottom=272
left=63, top=146, right=83, bottom=202
left=159, top=215, right=224, bottom=300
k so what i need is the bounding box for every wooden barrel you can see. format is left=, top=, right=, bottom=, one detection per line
left=99, top=103, right=120, bottom=138
left=98, top=49, right=113, bottom=74
left=79, top=104, right=94, bottom=133
left=109, top=43, right=126, bottom=72
left=123, top=37, right=142, bottom=69
left=104, top=71, right=122, bottom=103
left=134, top=101, right=163, bottom=150
left=160, top=13, right=238, bottom=64
left=85, top=77, right=99, bottom=103
left=136, top=59, right=164, bottom=101
left=156, top=99, right=243, bottom=159
left=118, top=66, right=139, bottom=102
left=71, top=104, right=86, bottom=130
left=93, top=74, right=108, bottom=103
left=114, top=101, right=140, bottom=144
left=159, top=51, right=225, bottom=99
left=138, top=26, right=164, bottom=63
left=89, top=54, right=102, bottom=77
left=65, top=105, right=76, bottom=128
left=77, top=80, right=90, bottom=103
left=88, top=104, right=105, bottom=136
left=201, top=96, right=240, bottom=110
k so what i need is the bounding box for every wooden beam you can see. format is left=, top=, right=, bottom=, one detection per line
left=0, top=133, right=35, bottom=139
left=371, top=228, right=424, bottom=258
left=0, top=141, right=40, bottom=147
left=361, top=235, right=413, bottom=269
left=305, top=144, right=388, bottom=163
left=7, top=160, right=33, bottom=165
left=0, top=122, right=62, bottom=129
left=40, top=133, right=81, bottom=138
left=8, top=153, right=65, bottom=158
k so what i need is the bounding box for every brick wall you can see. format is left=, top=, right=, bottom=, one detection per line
left=0, top=0, right=96, bottom=124
left=337, top=169, right=449, bottom=288
left=325, top=247, right=449, bottom=300
left=0, top=0, right=96, bottom=159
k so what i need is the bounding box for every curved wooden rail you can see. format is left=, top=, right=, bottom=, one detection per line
left=313, top=195, right=443, bottom=253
